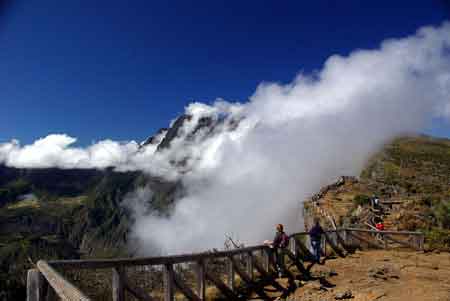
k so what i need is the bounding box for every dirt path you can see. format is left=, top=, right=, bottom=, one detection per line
left=285, top=250, right=450, bottom=301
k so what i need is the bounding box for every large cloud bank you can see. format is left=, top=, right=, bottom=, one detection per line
left=2, top=23, right=450, bottom=254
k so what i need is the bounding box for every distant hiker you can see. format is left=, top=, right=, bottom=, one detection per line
left=374, top=197, right=379, bottom=207
left=375, top=221, right=384, bottom=231
left=265, top=224, right=289, bottom=277
left=371, top=195, right=380, bottom=209
left=374, top=221, right=384, bottom=240
left=309, top=218, right=324, bottom=264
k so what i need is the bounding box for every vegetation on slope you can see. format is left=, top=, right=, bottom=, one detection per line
left=0, top=166, right=178, bottom=300
left=306, top=135, right=450, bottom=251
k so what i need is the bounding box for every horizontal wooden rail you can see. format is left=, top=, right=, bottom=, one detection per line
left=49, top=245, right=271, bottom=269
left=345, top=228, right=424, bottom=251
left=47, top=229, right=422, bottom=270
left=36, top=260, right=91, bottom=301
left=344, top=228, right=423, bottom=236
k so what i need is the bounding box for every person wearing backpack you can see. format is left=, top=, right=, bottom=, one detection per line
left=309, top=218, right=324, bottom=264
left=271, top=223, right=289, bottom=277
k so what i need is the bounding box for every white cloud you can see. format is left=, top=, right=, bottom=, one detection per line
left=129, top=22, right=450, bottom=254
left=0, top=134, right=140, bottom=169
left=1, top=22, right=450, bottom=255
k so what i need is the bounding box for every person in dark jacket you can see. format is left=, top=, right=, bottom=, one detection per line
left=268, top=224, right=289, bottom=277
left=309, top=218, right=324, bottom=263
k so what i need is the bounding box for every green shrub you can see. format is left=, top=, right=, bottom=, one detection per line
left=0, top=179, right=31, bottom=207
left=418, top=196, right=439, bottom=207
left=353, top=194, right=371, bottom=206
left=426, top=228, right=450, bottom=249
left=433, top=200, right=450, bottom=229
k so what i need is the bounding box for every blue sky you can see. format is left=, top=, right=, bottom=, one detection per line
left=0, top=1, right=449, bottom=144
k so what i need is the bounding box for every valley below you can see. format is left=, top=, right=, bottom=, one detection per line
left=0, top=134, right=449, bottom=300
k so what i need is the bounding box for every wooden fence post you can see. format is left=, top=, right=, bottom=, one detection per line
left=246, top=252, right=253, bottom=280
left=321, top=235, right=327, bottom=256
left=112, top=267, right=125, bottom=301
left=419, top=233, right=425, bottom=250
left=227, top=256, right=235, bottom=290
left=290, top=237, right=297, bottom=258
left=27, top=269, right=46, bottom=301
left=196, top=260, right=205, bottom=300
left=344, top=229, right=350, bottom=245
left=383, top=233, right=388, bottom=249
left=262, top=249, right=271, bottom=273
left=164, top=264, right=175, bottom=301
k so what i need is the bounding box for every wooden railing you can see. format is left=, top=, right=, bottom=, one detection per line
left=27, top=228, right=424, bottom=301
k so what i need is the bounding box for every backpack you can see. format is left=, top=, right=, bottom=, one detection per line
left=279, top=232, right=289, bottom=248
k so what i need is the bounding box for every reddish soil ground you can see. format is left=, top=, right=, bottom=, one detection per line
left=285, top=250, right=450, bottom=301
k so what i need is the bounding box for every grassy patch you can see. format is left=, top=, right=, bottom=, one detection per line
left=6, top=198, right=40, bottom=210
left=353, top=194, right=371, bottom=206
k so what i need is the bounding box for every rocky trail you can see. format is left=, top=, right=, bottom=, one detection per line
left=280, top=249, right=450, bottom=301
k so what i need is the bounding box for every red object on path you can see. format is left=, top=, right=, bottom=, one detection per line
left=375, top=222, right=385, bottom=231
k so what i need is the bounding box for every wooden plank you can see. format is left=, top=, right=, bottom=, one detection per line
left=344, top=228, right=423, bottom=235
left=48, top=245, right=270, bottom=269
left=252, top=257, right=288, bottom=294
left=36, top=261, right=91, bottom=301
left=173, top=272, right=201, bottom=301
left=293, top=237, right=315, bottom=261
left=323, top=232, right=346, bottom=257
left=283, top=249, right=310, bottom=279
left=123, top=277, right=155, bottom=301
left=112, top=267, right=125, bottom=301
left=348, top=232, right=384, bottom=249
left=321, top=235, right=327, bottom=257
left=230, top=256, right=270, bottom=300
left=289, top=231, right=309, bottom=236
left=382, top=233, right=388, bottom=249
left=335, top=229, right=353, bottom=253
left=383, top=234, right=420, bottom=250
left=27, top=269, right=46, bottom=301
left=164, top=264, right=175, bottom=301
left=230, top=256, right=252, bottom=284
left=195, top=260, right=206, bottom=300
left=281, top=265, right=296, bottom=281
left=290, top=237, right=298, bottom=258
left=262, top=249, right=272, bottom=273
left=204, top=270, right=240, bottom=301
left=227, top=256, right=235, bottom=290
left=419, top=233, right=425, bottom=250
left=246, top=252, right=253, bottom=280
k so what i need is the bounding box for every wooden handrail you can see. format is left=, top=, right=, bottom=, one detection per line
left=47, top=229, right=422, bottom=270
left=49, top=245, right=271, bottom=269
left=46, top=231, right=320, bottom=270
left=36, top=260, right=91, bottom=301
left=344, top=228, right=423, bottom=235
left=28, top=228, right=424, bottom=301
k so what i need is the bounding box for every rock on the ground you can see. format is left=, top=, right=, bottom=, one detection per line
left=335, top=290, right=353, bottom=300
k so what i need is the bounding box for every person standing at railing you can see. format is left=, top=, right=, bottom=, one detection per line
left=309, top=218, right=324, bottom=264
left=264, top=224, right=289, bottom=277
